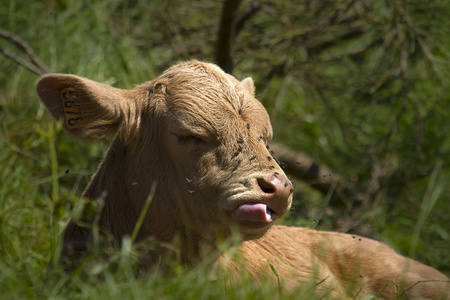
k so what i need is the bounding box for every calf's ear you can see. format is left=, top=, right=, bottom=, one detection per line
left=241, top=77, right=255, bottom=96
left=36, top=74, right=137, bottom=139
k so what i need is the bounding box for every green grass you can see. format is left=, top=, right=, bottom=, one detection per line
left=1, top=0, right=449, bottom=299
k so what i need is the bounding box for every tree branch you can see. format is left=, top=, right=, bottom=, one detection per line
left=269, top=142, right=340, bottom=195
left=235, top=1, right=261, bottom=35
left=0, top=47, right=46, bottom=76
left=215, top=0, right=261, bottom=74
left=306, top=25, right=366, bottom=58
left=0, top=28, right=50, bottom=75
left=215, top=0, right=242, bottom=73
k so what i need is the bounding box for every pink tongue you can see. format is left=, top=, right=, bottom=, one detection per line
left=234, top=203, right=275, bottom=222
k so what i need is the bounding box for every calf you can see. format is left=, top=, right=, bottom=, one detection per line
left=37, top=60, right=448, bottom=299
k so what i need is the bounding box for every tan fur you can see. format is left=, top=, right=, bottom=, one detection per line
left=36, top=60, right=449, bottom=299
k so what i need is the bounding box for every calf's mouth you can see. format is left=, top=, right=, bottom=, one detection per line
left=233, top=203, right=277, bottom=223
left=223, top=173, right=293, bottom=237
left=227, top=202, right=279, bottom=237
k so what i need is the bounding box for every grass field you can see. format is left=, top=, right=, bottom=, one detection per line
left=1, top=1, right=449, bottom=299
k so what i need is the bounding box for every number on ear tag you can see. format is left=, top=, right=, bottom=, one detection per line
left=61, top=88, right=84, bottom=129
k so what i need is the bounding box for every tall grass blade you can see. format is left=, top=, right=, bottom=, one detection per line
left=131, top=182, right=157, bottom=243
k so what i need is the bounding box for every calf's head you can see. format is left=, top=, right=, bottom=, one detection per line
left=36, top=60, right=294, bottom=245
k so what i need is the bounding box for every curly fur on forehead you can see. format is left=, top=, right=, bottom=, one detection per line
left=161, top=61, right=245, bottom=108
left=154, top=60, right=270, bottom=143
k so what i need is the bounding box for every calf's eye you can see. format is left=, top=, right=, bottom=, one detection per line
left=176, top=134, right=203, bottom=145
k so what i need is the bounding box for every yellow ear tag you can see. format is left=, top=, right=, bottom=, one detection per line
left=61, top=88, right=84, bottom=129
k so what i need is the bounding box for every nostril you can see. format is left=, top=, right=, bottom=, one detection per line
left=257, top=177, right=276, bottom=194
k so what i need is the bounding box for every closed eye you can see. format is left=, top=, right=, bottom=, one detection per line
left=175, top=134, right=203, bottom=145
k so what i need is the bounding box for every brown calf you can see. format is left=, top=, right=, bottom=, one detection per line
left=37, top=60, right=449, bottom=299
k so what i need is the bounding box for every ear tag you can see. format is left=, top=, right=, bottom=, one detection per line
left=61, top=88, right=84, bottom=129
